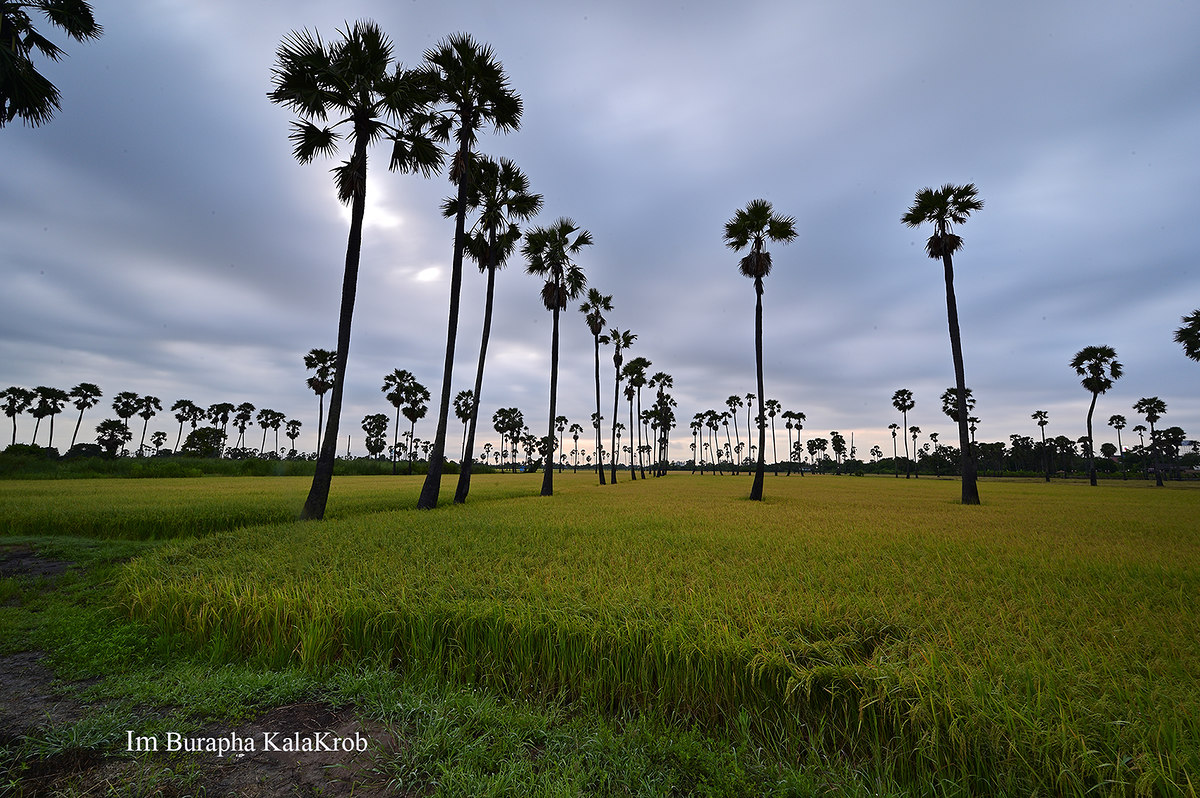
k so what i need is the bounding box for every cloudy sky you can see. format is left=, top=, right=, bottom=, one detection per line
left=3, top=0, right=1198, bottom=462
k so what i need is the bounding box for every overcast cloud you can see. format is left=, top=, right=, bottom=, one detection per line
left=3, top=0, right=1198, bottom=462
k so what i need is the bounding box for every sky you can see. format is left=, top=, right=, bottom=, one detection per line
left=3, top=0, right=1198, bottom=463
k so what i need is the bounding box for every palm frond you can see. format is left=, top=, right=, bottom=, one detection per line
left=738, top=251, right=772, bottom=280
left=34, top=0, right=102, bottom=41
left=333, top=152, right=366, bottom=205
left=288, top=121, right=340, bottom=165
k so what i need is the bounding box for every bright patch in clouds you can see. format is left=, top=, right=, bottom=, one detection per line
left=415, top=267, right=441, bottom=283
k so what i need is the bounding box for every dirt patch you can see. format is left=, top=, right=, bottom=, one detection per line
left=0, top=544, right=74, bottom=581
left=0, top=651, right=88, bottom=745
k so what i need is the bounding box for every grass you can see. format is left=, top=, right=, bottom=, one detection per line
left=106, top=472, right=1200, bottom=796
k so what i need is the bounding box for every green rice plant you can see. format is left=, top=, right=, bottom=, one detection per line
left=115, top=473, right=1200, bottom=795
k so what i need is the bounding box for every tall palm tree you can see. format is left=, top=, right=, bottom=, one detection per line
left=579, top=288, right=613, bottom=485
left=171, top=399, right=204, bottom=454
left=418, top=33, right=521, bottom=511
left=891, top=388, right=915, bottom=478
left=453, top=389, right=476, bottom=461
left=67, top=382, right=101, bottom=450
left=888, top=422, right=900, bottom=476
left=206, top=402, right=234, bottom=455
left=270, top=21, right=442, bottom=520
left=1174, top=309, right=1200, bottom=362
left=555, top=415, right=568, bottom=472
left=1070, top=345, right=1123, bottom=487
left=231, top=401, right=254, bottom=450
left=1108, top=414, right=1127, bottom=479
left=601, top=328, right=636, bottom=483
left=1032, top=410, right=1050, bottom=481
left=724, top=395, right=744, bottom=474
left=383, top=369, right=425, bottom=476
left=902, top=182, right=983, bottom=505
left=524, top=217, right=592, bottom=496
left=724, top=199, right=797, bottom=500
left=285, top=419, right=302, bottom=455
left=3, top=386, right=35, bottom=446
left=623, top=356, right=651, bottom=479
left=303, top=348, right=336, bottom=454
left=1133, top=397, right=1167, bottom=487
left=452, top=155, right=542, bottom=503
left=401, top=385, right=431, bottom=475
left=763, top=398, right=782, bottom=475
left=1, top=0, right=101, bottom=128
left=32, top=386, right=67, bottom=448
left=136, top=395, right=162, bottom=456
left=112, top=391, right=139, bottom=444
left=568, top=423, right=583, bottom=472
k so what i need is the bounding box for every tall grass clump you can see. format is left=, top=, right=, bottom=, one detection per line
left=116, top=474, right=1200, bottom=794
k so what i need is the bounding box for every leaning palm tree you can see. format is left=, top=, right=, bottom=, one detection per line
left=270, top=21, right=442, bottom=520
left=418, top=33, right=522, bottom=511
left=524, top=217, right=592, bottom=497
left=303, top=348, right=336, bottom=454
left=67, top=382, right=101, bottom=449
left=891, top=388, right=915, bottom=478
left=1, top=0, right=101, bottom=128
left=171, top=399, right=204, bottom=454
left=1070, top=345, right=1123, bottom=486
left=601, top=328, right=636, bottom=484
left=3, top=386, right=35, bottom=446
left=724, top=198, right=797, bottom=501
left=111, top=391, right=139, bottom=442
left=1133, top=396, right=1167, bottom=487
left=136, top=395, right=162, bottom=456
left=902, top=183, right=983, bottom=505
left=1174, top=309, right=1200, bottom=362
left=579, top=288, right=613, bottom=485
left=453, top=156, right=542, bottom=503
left=1032, top=410, right=1051, bottom=482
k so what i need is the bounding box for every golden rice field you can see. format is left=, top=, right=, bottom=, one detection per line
left=8, top=473, right=1198, bottom=795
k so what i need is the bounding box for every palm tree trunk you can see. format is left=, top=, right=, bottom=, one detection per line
left=610, top=370, right=620, bottom=484
left=750, top=280, right=767, bottom=501
left=542, top=306, right=561, bottom=496
left=627, top=393, right=637, bottom=481
left=301, top=136, right=367, bottom=521
left=592, top=334, right=606, bottom=485
left=419, top=141, right=473, bottom=510
left=392, top=405, right=400, bottom=476
left=1085, top=393, right=1098, bottom=486
left=456, top=259, right=499, bottom=503
left=71, top=407, right=86, bottom=450
left=942, top=250, right=980, bottom=505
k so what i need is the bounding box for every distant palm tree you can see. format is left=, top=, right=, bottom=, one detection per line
left=891, top=389, right=915, bottom=478
left=270, top=21, right=442, bottom=520
left=1032, top=410, right=1051, bottom=481
left=888, top=422, right=900, bottom=477
left=601, top=328, right=636, bottom=483
left=452, top=155, right=542, bottom=503
left=763, top=399, right=782, bottom=475
left=1174, top=309, right=1200, bottom=362
left=579, top=288, right=613, bottom=485
left=112, top=391, right=139, bottom=444
left=303, top=348, right=336, bottom=454
left=525, top=217, right=592, bottom=496
left=724, top=395, right=744, bottom=474
left=1070, top=345, right=1123, bottom=486
left=285, top=419, right=302, bottom=454
left=555, top=415, right=568, bottom=472
left=231, top=401, right=254, bottom=451
left=908, top=426, right=921, bottom=477
left=383, top=369, right=427, bottom=476
left=419, top=33, right=522, bottom=511
left=206, top=402, right=234, bottom=455
left=67, top=382, right=101, bottom=450
left=568, top=423, right=583, bottom=472
left=95, top=418, right=130, bottom=457
left=724, top=199, right=797, bottom=500
left=1, top=0, right=101, bottom=128
left=902, top=182, right=983, bottom=505
left=453, top=389, right=476, bottom=461
left=169, top=398, right=201, bottom=453
left=3, top=386, right=35, bottom=446
left=150, top=430, right=166, bottom=455
left=136, top=395, right=162, bottom=455
left=1108, top=414, right=1127, bottom=479
left=1133, top=397, right=1167, bottom=487
left=32, top=386, right=68, bottom=448
left=622, top=357, right=651, bottom=479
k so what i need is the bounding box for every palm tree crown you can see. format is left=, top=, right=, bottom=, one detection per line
left=1, top=0, right=101, bottom=128
left=1174, top=309, right=1200, bottom=362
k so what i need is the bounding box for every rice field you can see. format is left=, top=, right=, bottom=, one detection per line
left=13, top=473, right=1199, bottom=795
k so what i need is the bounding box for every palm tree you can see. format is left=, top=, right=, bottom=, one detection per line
left=95, top=418, right=130, bottom=457
left=418, top=33, right=522, bottom=511
left=601, top=328, right=636, bottom=483
left=171, top=399, right=204, bottom=454
left=1133, top=397, right=1167, bottom=487
left=902, top=182, right=983, bottom=505
left=231, top=401, right=254, bottom=451
left=891, top=389, right=915, bottom=478
left=66, top=382, right=101, bottom=450
left=524, top=217, right=592, bottom=496
left=724, top=199, right=797, bottom=500
left=1, top=0, right=101, bottom=128
left=31, top=386, right=68, bottom=448
left=908, top=426, right=921, bottom=477
left=888, top=422, right=900, bottom=476
left=1032, top=410, right=1051, bottom=481
left=270, top=21, right=442, bottom=520
left=1174, top=309, right=1200, bottom=362
left=136, top=395, right=162, bottom=456
left=1070, top=345, right=1123, bottom=486
left=206, top=402, right=234, bottom=455
left=568, top=423, right=583, bottom=472
left=649, top=372, right=674, bottom=475
left=554, top=415, right=569, bottom=472
left=622, top=356, right=651, bottom=479
left=579, top=288, right=613, bottom=485
left=150, top=430, right=166, bottom=456
left=1108, top=414, right=1127, bottom=479
left=256, top=408, right=275, bottom=455
left=111, top=391, right=139, bottom=444
left=452, top=155, right=542, bottom=504
left=724, top=395, right=744, bottom=474
left=453, top=389, right=476, bottom=461
left=285, top=419, right=302, bottom=455
left=303, top=348, right=336, bottom=454
left=763, top=398, right=782, bottom=475
left=3, top=386, right=35, bottom=446
left=383, top=369, right=427, bottom=476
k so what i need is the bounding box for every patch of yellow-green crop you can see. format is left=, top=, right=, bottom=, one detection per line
left=117, top=473, right=1200, bottom=795
left=0, top=474, right=531, bottom=538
